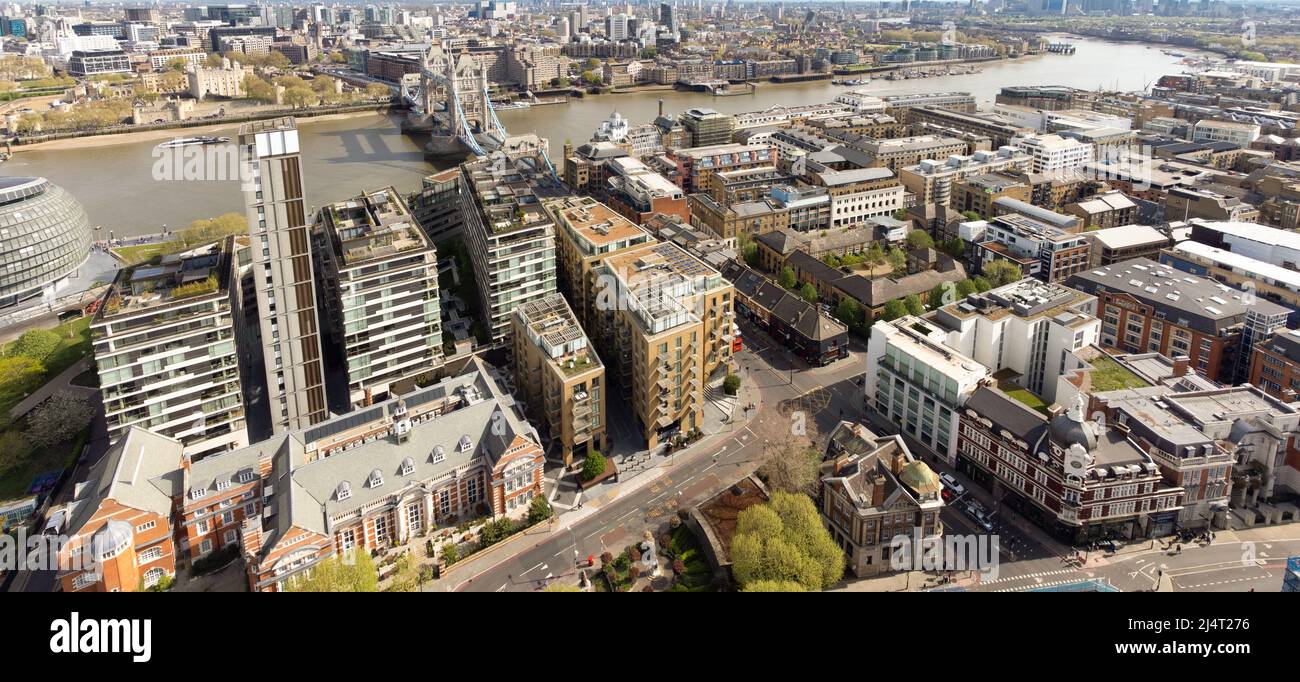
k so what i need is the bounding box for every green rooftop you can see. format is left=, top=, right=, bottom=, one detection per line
left=1088, top=355, right=1151, bottom=393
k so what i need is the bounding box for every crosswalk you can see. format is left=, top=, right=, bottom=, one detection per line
left=979, top=567, right=1084, bottom=590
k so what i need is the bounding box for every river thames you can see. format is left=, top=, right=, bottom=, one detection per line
left=4, top=35, right=1201, bottom=239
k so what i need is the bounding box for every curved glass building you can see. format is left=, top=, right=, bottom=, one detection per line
left=0, top=176, right=93, bottom=307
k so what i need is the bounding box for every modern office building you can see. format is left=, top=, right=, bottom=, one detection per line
left=67, top=49, right=131, bottom=77
left=511, top=293, right=606, bottom=467
left=898, top=147, right=1032, bottom=206
left=0, top=177, right=93, bottom=308
left=594, top=241, right=734, bottom=447
left=314, top=187, right=443, bottom=409
left=458, top=150, right=563, bottom=346
left=92, top=240, right=249, bottom=460
left=880, top=92, right=977, bottom=121
left=680, top=107, right=736, bottom=148
left=667, top=143, right=776, bottom=194
left=1010, top=133, right=1094, bottom=175
left=239, top=117, right=329, bottom=433
left=930, top=278, right=1100, bottom=404
left=865, top=316, right=991, bottom=463
left=971, top=213, right=1091, bottom=284
left=1191, top=119, right=1260, bottom=147
left=858, top=135, right=969, bottom=171
left=1066, top=258, right=1290, bottom=384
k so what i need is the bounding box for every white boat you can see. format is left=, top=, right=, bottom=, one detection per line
left=493, top=101, right=531, bottom=111
left=155, top=136, right=230, bottom=149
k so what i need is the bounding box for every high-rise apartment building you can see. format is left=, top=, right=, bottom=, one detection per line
left=92, top=240, right=248, bottom=460
left=511, top=293, right=607, bottom=467
left=239, top=117, right=329, bottom=433
left=314, top=186, right=443, bottom=409
left=595, top=242, right=734, bottom=447
left=458, top=150, right=563, bottom=346
left=545, top=195, right=654, bottom=334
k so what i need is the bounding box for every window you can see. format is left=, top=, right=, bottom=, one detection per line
left=138, top=546, right=163, bottom=563
left=142, top=568, right=165, bottom=588
left=368, top=469, right=384, bottom=489
left=72, top=572, right=98, bottom=590
left=136, top=521, right=156, bottom=533
left=224, top=529, right=237, bottom=544
left=198, top=539, right=213, bottom=556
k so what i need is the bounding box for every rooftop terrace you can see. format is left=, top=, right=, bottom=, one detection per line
left=321, top=187, right=428, bottom=266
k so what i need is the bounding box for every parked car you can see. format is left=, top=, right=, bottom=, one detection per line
left=939, top=472, right=966, bottom=497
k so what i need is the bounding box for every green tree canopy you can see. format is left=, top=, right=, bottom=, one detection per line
left=778, top=266, right=798, bottom=289
left=730, top=491, right=845, bottom=591
left=927, top=283, right=951, bottom=310
left=8, top=329, right=60, bottom=362
left=881, top=299, right=908, bottom=321
left=742, top=579, right=807, bottom=592
left=961, top=210, right=982, bottom=222
left=799, top=282, right=818, bottom=303
left=972, top=276, right=993, bottom=293
left=904, top=293, right=925, bottom=317
left=285, top=551, right=378, bottom=592
left=581, top=450, right=606, bottom=481
left=983, top=259, right=1024, bottom=287
left=905, top=230, right=934, bottom=251
left=527, top=494, right=553, bottom=525
left=0, top=355, right=44, bottom=394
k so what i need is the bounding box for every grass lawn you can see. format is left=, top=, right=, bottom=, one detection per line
left=112, top=242, right=174, bottom=266
left=1088, top=355, right=1151, bottom=393
left=0, top=316, right=92, bottom=418
left=998, top=381, right=1049, bottom=415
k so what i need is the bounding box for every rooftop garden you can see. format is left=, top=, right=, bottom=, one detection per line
left=170, top=275, right=219, bottom=300
left=1088, top=355, right=1151, bottom=393
left=995, top=373, right=1049, bottom=416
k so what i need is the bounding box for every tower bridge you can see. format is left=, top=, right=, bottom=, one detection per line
left=401, top=43, right=555, bottom=173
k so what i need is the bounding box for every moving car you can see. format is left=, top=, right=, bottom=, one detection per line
left=939, top=472, right=966, bottom=497
left=962, top=501, right=995, bottom=532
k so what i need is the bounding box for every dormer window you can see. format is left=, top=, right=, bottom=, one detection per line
left=458, top=434, right=472, bottom=453
left=368, top=469, right=384, bottom=489
left=337, top=481, right=352, bottom=501
left=401, top=457, right=415, bottom=477
left=189, top=487, right=207, bottom=501
left=432, top=445, right=446, bottom=463
left=238, top=470, right=255, bottom=484
left=216, top=479, right=230, bottom=492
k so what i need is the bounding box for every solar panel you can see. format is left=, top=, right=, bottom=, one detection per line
left=303, top=406, right=384, bottom=446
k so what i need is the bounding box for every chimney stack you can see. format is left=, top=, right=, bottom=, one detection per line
left=871, top=474, right=886, bottom=507
left=1172, top=355, right=1190, bottom=377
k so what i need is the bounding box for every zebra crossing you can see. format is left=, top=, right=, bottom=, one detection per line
left=978, top=567, right=1083, bottom=588
left=704, top=384, right=738, bottom=416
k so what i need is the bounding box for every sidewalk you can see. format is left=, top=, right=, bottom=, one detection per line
left=433, top=374, right=763, bottom=590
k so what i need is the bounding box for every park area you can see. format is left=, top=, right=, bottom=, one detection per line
left=0, top=316, right=95, bottom=503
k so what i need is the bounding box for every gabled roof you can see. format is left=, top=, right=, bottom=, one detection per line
left=69, top=427, right=183, bottom=535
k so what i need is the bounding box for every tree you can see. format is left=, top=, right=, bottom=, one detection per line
left=742, top=579, right=807, bottom=592
left=243, top=74, right=276, bottom=102
left=778, top=266, right=797, bottom=289
left=388, top=553, right=420, bottom=592
left=892, top=208, right=908, bottom=221
left=887, top=247, right=907, bottom=273
left=730, top=491, right=845, bottom=591
left=285, top=551, right=378, bottom=592
left=8, top=329, right=60, bottom=362
left=175, top=213, right=248, bottom=250
left=941, top=237, right=966, bottom=259
left=479, top=517, right=516, bottom=546
left=165, top=58, right=188, bottom=72
left=440, top=542, right=459, bottom=565
left=799, top=283, right=818, bottom=303
left=840, top=252, right=862, bottom=267
left=329, top=51, right=347, bottom=64
left=905, top=230, right=934, bottom=250
left=823, top=253, right=841, bottom=268
left=581, top=451, right=607, bottom=481
left=961, top=210, right=982, bottom=222
left=26, top=391, right=92, bottom=449
left=205, top=53, right=226, bottom=68
left=0, top=356, right=44, bottom=394
left=527, top=494, right=553, bottom=525
left=264, top=51, right=291, bottom=70
left=581, top=70, right=602, bottom=85
left=881, top=299, right=908, bottom=321
left=983, top=259, right=1023, bottom=287
left=972, top=276, right=993, bottom=293
left=723, top=374, right=741, bottom=395
left=284, top=85, right=318, bottom=109
left=956, top=279, right=977, bottom=298
left=365, top=82, right=391, bottom=100
left=904, top=294, right=925, bottom=317
left=927, top=283, right=951, bottom=311
left=757, top=438, right=821, bottom=495
left=835, top=298, right=866, bottom=335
